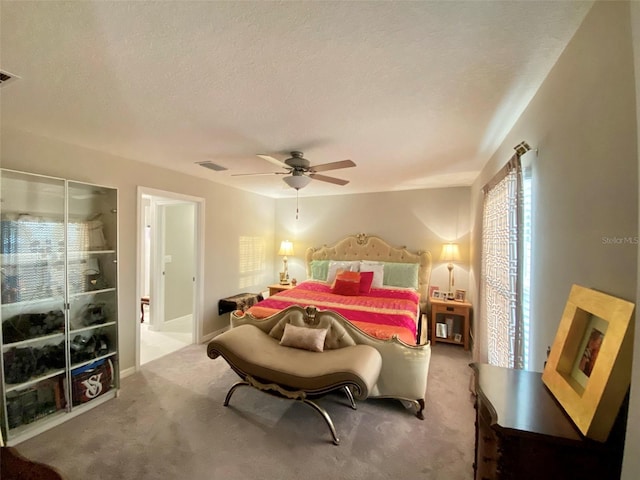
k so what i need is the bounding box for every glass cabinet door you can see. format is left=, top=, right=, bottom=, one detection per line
left=66, top=181, right=118, bottom=408
left=1, top=170, right=68, bottom=437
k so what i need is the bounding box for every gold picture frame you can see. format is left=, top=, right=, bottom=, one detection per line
left=542, top=284, right=635, bottom=441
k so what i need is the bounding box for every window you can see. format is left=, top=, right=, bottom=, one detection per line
left=0, top=218, right=101, bottom=302
left=1, top=218, right=66, bottom=301
left=238, top=236, right=266, bottom=288
left=480, top=154, right=531, bottom=370
left=521, top=167, right=533, bottom=370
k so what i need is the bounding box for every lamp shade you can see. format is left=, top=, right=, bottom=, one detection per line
left=283, top=175, right=311, bottom=190
left=440, top=243, right=460, bottom=263
left=278, top=240, right=294, bottom=256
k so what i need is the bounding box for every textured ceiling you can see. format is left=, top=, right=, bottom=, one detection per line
left=0, top=1, right=592, bottom=198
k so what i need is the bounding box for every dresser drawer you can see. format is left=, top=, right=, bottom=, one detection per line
left=432, top=303, right=467, bottom=316
left=476, top=416, right=498, bottom=480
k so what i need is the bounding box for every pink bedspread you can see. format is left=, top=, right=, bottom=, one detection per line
left=247, top=281, right=419, bottom=344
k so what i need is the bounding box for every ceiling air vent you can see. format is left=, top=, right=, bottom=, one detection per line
left=0, top=70, right=20, bottom=88
left=196, top=161, right=227, bottom=172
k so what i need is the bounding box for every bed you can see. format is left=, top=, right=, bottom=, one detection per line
left=230, top=233, right=432, bottom=418
left=248, top=281, right=421, bottom=344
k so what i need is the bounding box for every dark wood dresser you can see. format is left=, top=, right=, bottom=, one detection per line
left=470, top=363, right=626, bottom=480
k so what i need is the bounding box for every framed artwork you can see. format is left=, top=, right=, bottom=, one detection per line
left=454, top=289, right=466, bottom=302
left=541, top=284, right=635, bottom=441
left=429, top=285, right=440, bottom=298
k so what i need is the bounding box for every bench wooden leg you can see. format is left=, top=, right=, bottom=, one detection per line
left=392, top=397, right=425, bottom=420
left=416, top=398, right=425, bottom=420
left=140, top=297, right=150, bottom=323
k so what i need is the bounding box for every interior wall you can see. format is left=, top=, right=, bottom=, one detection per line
left=0, top=127, right=276, bottom=371
left=470, top=0, right=637, bottom=370
left=163, top=203, right=195, bottom=322
left=468, top=2, right=638, bottom=475
left=274, top=186, right=471, bottom=298
left=623, top=1, right=640, bottom=478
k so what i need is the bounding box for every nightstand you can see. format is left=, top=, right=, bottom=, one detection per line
left=268, top=283, right=294, bottom=296
left=430, top=297, right=472, bottom=350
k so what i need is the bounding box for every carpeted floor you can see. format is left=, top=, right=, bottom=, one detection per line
left=14, top=342, right=475, bottom=480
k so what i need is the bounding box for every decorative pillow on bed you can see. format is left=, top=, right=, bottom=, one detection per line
left=359, top=261, right=384, bottom=288
left=279, top=323, right=328, bottom=352
left=382, top=262, right=420, bottom=290
left=359, top=271, right=374, bottom=294
left=332, top=270, right=361, bottom=296
left=310, top=260, right=330, bottom=281
left=326, top=261, right=359, bottom=284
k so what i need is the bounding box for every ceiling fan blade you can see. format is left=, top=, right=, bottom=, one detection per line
left=231, top=172, right=288, bottom=177
left=257, top=154, right=289, bottom=169
left=309, top=159, right=356, bottom=173
left=309, top=173, right=350, bottom=186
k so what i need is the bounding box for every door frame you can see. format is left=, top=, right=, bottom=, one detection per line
left=135, top=186, right=205, bottom=370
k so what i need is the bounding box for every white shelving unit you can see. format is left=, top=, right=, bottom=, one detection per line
left=0, top=169, right=119, bottom=444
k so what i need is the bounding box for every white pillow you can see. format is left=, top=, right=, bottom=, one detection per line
left=359, top=262, right=384, bottom=288
left=326, top=261, right=359, bottom=284
left=279, top=323, right=328, bottom=352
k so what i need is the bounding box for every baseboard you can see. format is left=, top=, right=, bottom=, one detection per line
left=120, top=366, right=136, bottom=379
left=148, top=314, right=192, bottom=332
left=165, top=314, right=191, bottom=326
left=200, top=325, right=229, bottom=343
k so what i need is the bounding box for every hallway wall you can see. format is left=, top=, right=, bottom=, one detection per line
left=163, top=203, right=195, bottom=321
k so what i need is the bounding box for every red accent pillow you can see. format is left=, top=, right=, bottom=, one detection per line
left=332, top=271, right=361, bottom=296
left=359, top=271, right=374, bottom=294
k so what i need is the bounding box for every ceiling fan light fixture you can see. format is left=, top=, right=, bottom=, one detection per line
left=283, top=175, right=311, bottom=190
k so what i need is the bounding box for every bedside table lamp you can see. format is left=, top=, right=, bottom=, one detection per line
left=440, top=242, right=460, bottom=295
left=278, top=240, right=294, bottom=284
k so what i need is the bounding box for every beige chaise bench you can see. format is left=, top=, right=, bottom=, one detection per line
left=207, top=308, right=383, bottom=445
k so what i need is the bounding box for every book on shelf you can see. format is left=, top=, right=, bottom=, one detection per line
left=445, top=317, right=454, bottom=338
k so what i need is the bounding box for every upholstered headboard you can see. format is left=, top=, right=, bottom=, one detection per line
left=305, top=233, right=432, bottom=310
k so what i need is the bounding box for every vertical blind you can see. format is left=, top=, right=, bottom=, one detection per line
left=480, top=156, right=524, bottom=369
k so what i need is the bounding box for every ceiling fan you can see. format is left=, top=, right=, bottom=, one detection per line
left=233, top=151, right=356, bottom=190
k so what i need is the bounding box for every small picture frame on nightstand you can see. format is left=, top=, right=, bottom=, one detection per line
left=432, top=290, right=441, bottom=299
left=454, top=289, right=466, bottom=302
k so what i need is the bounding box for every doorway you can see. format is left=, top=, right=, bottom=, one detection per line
left=136, top=187, right=204, bottom=367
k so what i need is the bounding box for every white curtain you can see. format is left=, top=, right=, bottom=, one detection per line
left=479, top=156, right=524, bottom=369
